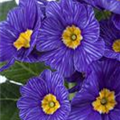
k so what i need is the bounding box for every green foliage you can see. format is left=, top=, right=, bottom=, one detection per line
left=0, top=0, right=17, bottom=21
left=1, top=101, right=20, bottom=120
left=0, top=82, right=20, bottom=120
left=95, top=9, right=111, bottom=21
left=0, top=61, right=47, bottom=84
left=0, top=82, right=20, bottom=99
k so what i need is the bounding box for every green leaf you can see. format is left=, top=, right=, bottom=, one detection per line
left=1, top=103, right=20, bottom=120
left=0, top=82, right=20, bottom=99
left=95, top=9, right=111, bottom=21
left=0, top=82, right=20, bottom=120
left=0, top=61, right=47, bottom=84
left=0, top=0, right=17, bottom=21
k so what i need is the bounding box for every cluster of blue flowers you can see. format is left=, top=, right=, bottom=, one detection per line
left=0, top=0, right=120, bottom=119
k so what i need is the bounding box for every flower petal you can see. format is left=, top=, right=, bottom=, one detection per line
left=40, top=46, right=75, bottom=77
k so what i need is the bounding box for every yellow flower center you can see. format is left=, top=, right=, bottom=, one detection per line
left=13, top=29, right=33, bottom=50
left=92, top=88, right=117, bottom=114
left=112, top=39, right=120, bottom=52
left=41, top=94, right=60, bottom=115
left=62, top=25, right=83, bottom=49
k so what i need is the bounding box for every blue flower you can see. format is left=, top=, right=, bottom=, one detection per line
left=17, top=69, right=70, bottom=120
left=0, top=0, right=42, bottom=71
left=37, top=0, right=104, bottom=77
left=100, top=19, right=120, bottom=61
left=68, top=59, right=120, bottom=120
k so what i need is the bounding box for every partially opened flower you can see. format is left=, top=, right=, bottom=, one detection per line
left=17, top=69, right=70, bottom=120
left=78, top=0, right=120, bottom=14
left=66, top=71, right=88, bottom=93
left=100, top=19, right=120, bottom=61
left=37, top=0, right=104, bottom=77
left=68, top=59, right=120, bottom=120
left=0, top=0, right=42, bottom=71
